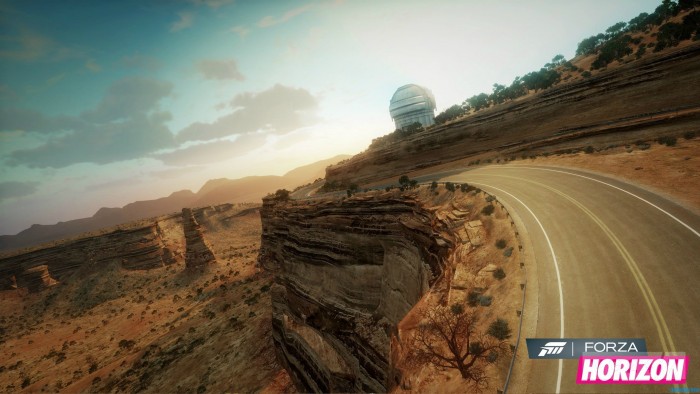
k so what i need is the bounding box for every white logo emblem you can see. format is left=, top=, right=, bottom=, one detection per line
left=539, top=341, right=567, bottom=357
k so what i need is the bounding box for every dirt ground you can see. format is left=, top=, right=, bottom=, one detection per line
left=0, top=205, right=293, bottom=393
left=516, top=136, right=700, bottom=211
left=391, top=185, right=524, bottom=393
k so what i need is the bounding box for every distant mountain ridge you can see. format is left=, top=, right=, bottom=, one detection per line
left=0, top=154, right=350, bottom=252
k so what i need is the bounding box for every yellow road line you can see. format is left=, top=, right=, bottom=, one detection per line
left=490, top=174, right=677, bottom=355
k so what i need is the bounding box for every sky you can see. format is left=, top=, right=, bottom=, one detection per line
left=0, top=0, right=661, bottom=235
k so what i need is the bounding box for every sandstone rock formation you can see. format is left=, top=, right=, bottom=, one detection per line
left=182, top=208, right=217, bottom=269
left=259, top=193, right=454, bottom=392
left=0, top=216, right=181, bottom=292
left=17, top=264, right=57, bottom=293
left=326, top=44, right=700, bottom=186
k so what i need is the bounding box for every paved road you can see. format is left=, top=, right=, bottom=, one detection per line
left=435, top=165, right=700, bottom=393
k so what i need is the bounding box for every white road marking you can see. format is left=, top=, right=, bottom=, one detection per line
left=469, top=182, right=565, bottom=394
left=510, top=166, right=700, bottom=238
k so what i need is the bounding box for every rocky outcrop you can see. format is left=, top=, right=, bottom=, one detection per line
left=259, top=194, right=454, bottom=392
left=0, top=216, right=181, bottom=292
left=182, top=208, right=216, bottom=269
left=326, top=43, right=700, bottom=186
left=17, top=265, right=57, bottom=293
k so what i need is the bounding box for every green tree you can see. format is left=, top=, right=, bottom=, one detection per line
left=435, top=104, right=466, bottom=124
left=273, top=189, right=290, bottom=201
left=398, top=175, right=410, bottom=187
left=605, top=21, right=628, bottom=38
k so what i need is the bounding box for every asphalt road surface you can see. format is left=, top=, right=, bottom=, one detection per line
left=436, top=165, right=700, bottom=393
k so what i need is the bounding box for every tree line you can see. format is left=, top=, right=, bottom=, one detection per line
left=431, top=0, right=699, bottom=126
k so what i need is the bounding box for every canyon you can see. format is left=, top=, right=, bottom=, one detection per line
left=259, top=186, right=523, bottom=392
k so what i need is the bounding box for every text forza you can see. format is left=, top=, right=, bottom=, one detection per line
left=576, top=356, right=688, bottom=384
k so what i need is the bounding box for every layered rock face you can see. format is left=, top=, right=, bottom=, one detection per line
left=17, top=264, right=57, bottom=293
left=182, top=208, right=217, bottom=269
left=327, top=44, right=700, bottom=185
left=259, top=195, right=453, bottom=392
left=0, top=218, right=180, bottom=292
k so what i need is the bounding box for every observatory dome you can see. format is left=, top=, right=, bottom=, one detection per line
left=389, top=84, right=436, bottom=130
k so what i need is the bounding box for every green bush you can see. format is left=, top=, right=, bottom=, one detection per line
left=657, top=136, right=677, bottom=146
left=450, top=303, right=464, bottom=315
left=445, top=182, right=456, bottom=192
left=487, top=318, right=512, bottom=340
left=503, top=247, right=514, bottom=257
left=467, top=291, right=480, bottom=307
left=493, top=268, right=506, bottom=280
left=479, top=295, right=493, bottom=306
left=495, top=239, right=507, bottom=249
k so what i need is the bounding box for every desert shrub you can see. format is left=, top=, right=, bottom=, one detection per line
left=504, top=247, right=514, bottom=257
left=467, top=291, right=481, bottom=307
left=487, top=318, right=512, bottom=340
left=118, top=339, right=135, bottom=350
left=487, top=351, right=499, bottom=363
left=445, top=182, right=456, bottom=192
left=495, top=239, right=507, bottom=249
left=683, top=131, right=696, bottom=140
left=273, top=189, right=291, bottom=201
left=479, top=295, right=493, bottom=306
left=581, top=70, right=592, bottom=78
left=657, top=136, right=677, bottom=146
left=485, top=195, right=495, bottom=202
left=493, top=268, right=506, bottom=280
left=430, top=181, right=438, bottom=191
left=481, top=205, right=495, bottom=216
left=260, top=284, right=270, bottom=292
left=451, top=303, right=465, bottom=315
left=89, top=362, right=98, bottom=373
left=584, top=146, right=595, bottom=154
left=21, top=378, right=30, bottom=389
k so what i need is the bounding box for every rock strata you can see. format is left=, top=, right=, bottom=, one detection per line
left=260, top=194, right=454, bottom=392
left=0, top=217, right=181, bottom=292
left=17, top=264, right=57, bottom=293
left=182, top=208, right=217, bottom=269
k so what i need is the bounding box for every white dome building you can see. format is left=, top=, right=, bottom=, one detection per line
left=389, top=84, right=436, bottom=130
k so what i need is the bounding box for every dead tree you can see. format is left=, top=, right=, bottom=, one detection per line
left=412, top=305, right=507, bottom=390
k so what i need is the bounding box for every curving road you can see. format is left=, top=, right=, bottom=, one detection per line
left=433, top=165, right=700, bottom=393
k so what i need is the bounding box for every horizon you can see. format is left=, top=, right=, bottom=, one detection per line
left=0, top=0, right=660, bottom=235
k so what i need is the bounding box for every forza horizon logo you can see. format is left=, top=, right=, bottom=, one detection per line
left=526, top=338, right=647, bottom=359
left=539, top=341, right=568, bottom=357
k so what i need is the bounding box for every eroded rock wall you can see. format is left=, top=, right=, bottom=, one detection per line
left=259, top=194, right=454, bottom=392
left=0, top=217, right=181, bottom=292
left=182, top=208, right=217, bottom=269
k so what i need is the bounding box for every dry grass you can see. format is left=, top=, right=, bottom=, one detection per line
left=0, top=205, right=293, bottom=393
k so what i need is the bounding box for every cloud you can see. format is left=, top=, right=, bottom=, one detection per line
left=120, top=54, right=161, bottom=71
left=177, top=84, right=318, bottom=142
left=4, top=77, right=176, bottom=168
left=230, top=25, right=250, bottom=38
left=156, top=134, right=267, bottom=165
left=0, top=181, right=39, bottom=201
left=81, top=77, right=173, bottom=122
left=190, top=0, right=234, bottom=9
left=0, top=108, right=84, bottom=134
left=85, top=58, right=101, bottom=73
left=8, top=112, right=176, bottom=168
left=196, top=59, right=245, bottom=81
left=170, top=11, right=194, bottom=32
left=0, top=23, right=83, bottom=63
left=0, top=28, right=51, bottom=61
left=257, top=4, right=313, bottom=28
